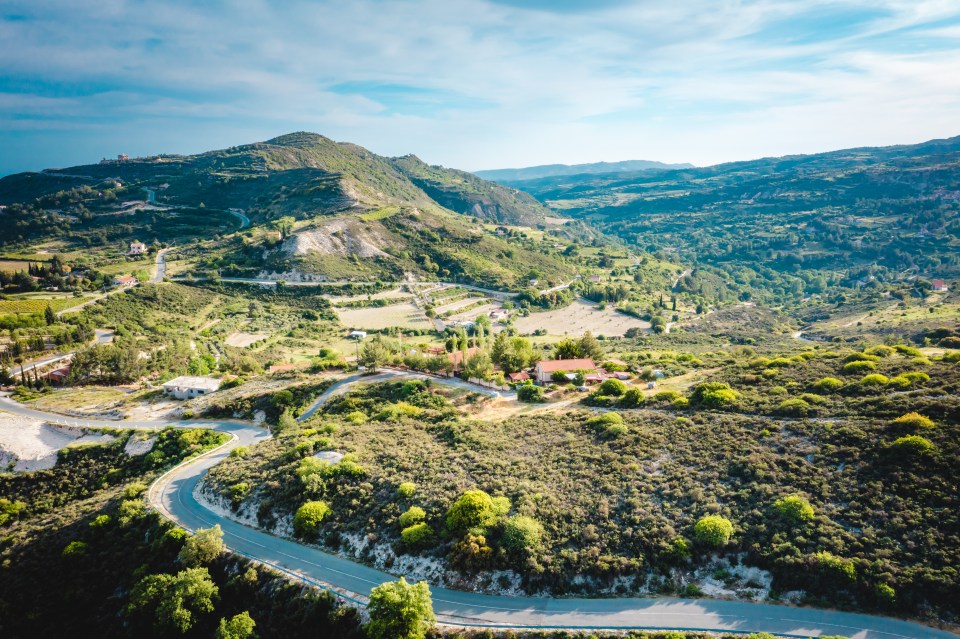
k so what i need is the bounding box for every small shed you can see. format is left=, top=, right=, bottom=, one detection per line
left=349, top=331, right=367, bottom=340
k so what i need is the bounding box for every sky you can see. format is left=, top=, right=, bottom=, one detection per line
left=2, top=0, right=960, bottom=176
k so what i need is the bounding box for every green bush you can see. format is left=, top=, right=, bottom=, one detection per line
left=398, top=506, right=426, bottom=529
left=843, top=352, right=881, bottom=363
left=768, top=386, right=788, bottom=396
left=516, top=384, right=544, bottom=403
left=693, top=515, right=734, bottom=547
left=500, top=515, right=544, bottom=554
left=892, top=412, right=935, bottom=430
left=366, top=578, right=435, bottom=639
left=619, top=387, right=644, bottom=407
left=691, top=382, right=739, bottom=409
left=672, top=397, right=690, bottom=409
left=811, top=377, right=844, bottom=393
left=446, top=490, right=501, bottom=532
left=811, top=550, right=856, bottom=581
left=586, top=412, right=626, bottom=437
left=890, top=435, right=935, bottom=456
left=901, top=371, right=930, bottom=383
left=773, top=494, right=815, bottom=524
left=62, top=540, right=88, bottom=557
left=886, top=375, right=912, bottom=390
left=397, top=482, right=417, bottom=498
left=864, top=345, right=896, bottom=358
left=598, top=378, right=627, bottom=396
left=843, top=360, right=877, bottom=373
left=894, top=344, right=922, bottom=356
left=653, top=389, right=682, bottom=402
left=293, top=500, right=331, bottom=538
left=400, top=523, right=434, bottom=549
left=776, top=398, right=811, bottom=416
left=860, top=373, right=889, bottom=387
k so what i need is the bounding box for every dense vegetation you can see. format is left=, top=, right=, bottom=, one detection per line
left=206, top=345, right=959, bottom=622
left=0, top=426, right=363, bottom=639
left=503, top=135, right=960, bottom=312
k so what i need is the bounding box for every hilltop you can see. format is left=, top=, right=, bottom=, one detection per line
left=0, top=132, right=590, bottom=290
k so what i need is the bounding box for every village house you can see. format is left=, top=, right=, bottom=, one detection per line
left=507, top=371, right=530, bottom=383
left=534, top=358, right=596, bottom=384
left=932, top=279, right=948, bottom=292
left=162, top=376, right=221, bottom=400
left=112, top=275, right=138, bottom=287
left=448, top=347, right=482, bottom=372
left=129, top=241, right=148, bottom=255
left=588, top=274, right=602, bottom=283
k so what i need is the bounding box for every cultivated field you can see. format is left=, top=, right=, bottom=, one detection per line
left=225, top=331, right=270, bottom=347
left=514, top=299, right=651, bottom=337
left=0, top=294, right=92, bottom=316
left=335, top=301, right=432, bottom=330
left=325, top=287, right=410, bottom=304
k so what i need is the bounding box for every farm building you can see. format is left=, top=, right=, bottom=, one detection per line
left=162, top=376, right=221, bottom=400
left=534, top=358, right=596, bottom=383
left=348, top=331, right=367, bottom=339
left=112, top=275, right=138, bottom=287
left=508, top=371, right=530, bottom=382
left=129, top=241, right=147, bottom=255
left=932, top=279, right=948, bottom=291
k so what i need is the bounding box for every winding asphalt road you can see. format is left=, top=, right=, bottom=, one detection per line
left=0, top=384, right=955, bottom=638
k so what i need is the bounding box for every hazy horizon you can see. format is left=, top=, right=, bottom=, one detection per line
left=2, top=0, right=960, bottom=177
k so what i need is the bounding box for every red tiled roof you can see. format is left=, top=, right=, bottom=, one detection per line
left=508, top=371, right=530, bottom=382
left=535, top=358, right=595, bottom=372
left=448, top=347, right=481, bottom=367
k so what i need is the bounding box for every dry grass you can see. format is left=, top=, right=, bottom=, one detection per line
left=514, top=299, right=651, bottom=337
left=335, top=301, right=432, bottom=330
left=225, top=332, right=270, bottom=347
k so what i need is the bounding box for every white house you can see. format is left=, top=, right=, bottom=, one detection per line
left=349, top=331, right=367, bottom=340
left=162, top=376, right=221, bottom=400
left=112, top=275, right=138, bottom=288
left=129, top=241, right=148, bottom=255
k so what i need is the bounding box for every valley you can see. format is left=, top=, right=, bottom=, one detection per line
left=0, top=133, right=958, bottom=639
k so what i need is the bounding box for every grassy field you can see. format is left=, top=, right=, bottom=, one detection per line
left=335, top=301, right=432, bottom=330
left=28, top=387, right=133, bottom=413
left=0, top=259, right=36, bottom=272
left=514, top=299, right=651, bottom=337
left=0, top=294, right=93, bottom=315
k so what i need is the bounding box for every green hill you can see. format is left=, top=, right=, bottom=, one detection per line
left=0, top=132, right=582, bottom=290
left=506, top=135, right=960, bottom=308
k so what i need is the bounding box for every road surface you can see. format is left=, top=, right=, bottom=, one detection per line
left=1, top=381, right=955, bottom=637
left=151, top=248, right=170, bottom=283
left=226, top=209, right=251, bottom=229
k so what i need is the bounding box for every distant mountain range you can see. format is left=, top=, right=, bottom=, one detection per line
left=473, top=159, right=694, bottom=183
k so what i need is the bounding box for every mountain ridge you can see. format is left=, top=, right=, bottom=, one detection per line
left=474, top=159, right=694, bottom=182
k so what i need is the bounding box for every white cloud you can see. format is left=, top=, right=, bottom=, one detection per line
left=1, top=0, right=959, bottom=174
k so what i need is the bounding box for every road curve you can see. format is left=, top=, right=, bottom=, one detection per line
left=1, top=386, right=956, bottom=638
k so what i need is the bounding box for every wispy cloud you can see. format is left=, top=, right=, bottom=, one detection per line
left=1, top=0, right=959, bottom=175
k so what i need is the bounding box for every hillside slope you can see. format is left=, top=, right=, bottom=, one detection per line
left=508, top=135, right=960, bottom=307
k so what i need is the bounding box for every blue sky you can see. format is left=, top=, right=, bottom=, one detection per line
left=1, top=0, right=959, bottom=176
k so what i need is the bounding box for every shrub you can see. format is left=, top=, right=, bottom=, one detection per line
left=446, top=490, right=499, bottom=532
left=367, top=578, right=435, bottom=639
left=894, top=344, right=922, bottom=356
left=516, top=384, right=544, bottom=403
left=501, top=515, right=544, bottom=554
left=293, top=501, right=331, bottom=538
left=90, top=514, right=111, bottom=528
left=843, top=353, right=881, bottom=363
left=776, top=398, right=811, bottom=416
left=400, top=523, right=434, bottom=549
left=653, top=389, right=682, bottom=402
left=693, top=515, right=734, bottom=547
left=892, top=412, right=935, bottom=430
left=598, top=378, right=627, bottom=396
left=773, top=495, right=815, bottom=524
left=62, top=540, right=88, bottom=557
left=215, top=611, right=256, bottom=639
left=550, top=370, right=569, bottom=383
left=886, top=375, right=912, bottom=390
left=811, top=377, right=843, bottom=393
left=229, top=446, right=249, bottom=458
left=864, top=345, right=896, bottom=358
left=178, top=525, right=225, bottom=566
left=345, top=411, right=368, bottom=424
left=900, top=371, right=930, bottom=383
left=811, top=551, right=856, bottom=581
left=768, top=386, right=788, bottom=396
left=619, top=387, right=644, bottom=408
left=768, top=357, right=793, bottom=368
left=586, top=412, right=625, bottom=437
left=940, top=336, right=960, bottom=349
left=398, top=506, right=426, bottom=529
left=843, top=360, right=876, bottom=373
left=910, top=356, right=932, bottom=366
left=397, top=482, right=417, bottom=498
left=691, top=382, right=739, bottom=408
left=944, top=351, right=960, bottom=363
left=875, top=583, right=896, bottom=605
left=890, top=435, right=935, bottom=456
left=860, top=374, right=889, bottom=387
left=672, top=397, right=690, bottom=409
